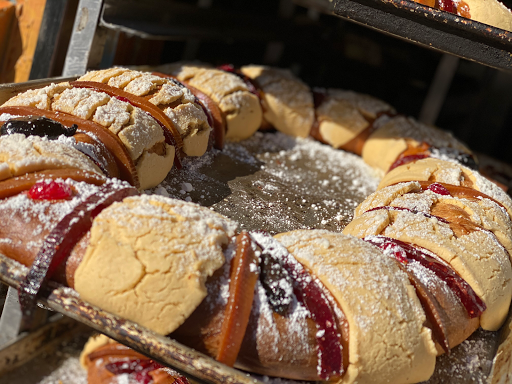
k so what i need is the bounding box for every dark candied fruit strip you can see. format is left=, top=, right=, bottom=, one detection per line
left=0, top=106, right=139, bottom=188
left=216, top=231, right=260, bottom=367
left=250, top=231, right=343, bottom=380
left=430, top=147, right=478, bottom=171
left=365, top=205, right=449, bottom=224
left=18, top=181, right=138, bottom=331
left=259, top=252, right=293, bottom=315
left=28, top=180, right=73, bottom=200
left=1, top=116, right=77, bottom=139
left=70, top=81, right=183, bottom=169
left=364, top=236, right=486, bottom=318
left=0, top=169, right=105, bottom=200
left=312, top=88, right=328, bottom=109
left=73, top=132, right=121, bottom=179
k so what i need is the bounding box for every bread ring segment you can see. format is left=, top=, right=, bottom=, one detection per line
left=1, top=80, right=177, bottom=189
left=78, top=69, right=211, bottom=157
left=356, top=181, right=512, bottom=256
left=343, top=209, right=512, bottom=331
left=0, top=133, right=103, bottom=181
left=461, top=0, right=512, bottom=32
left=240, top=65, right=314, bottom=138
left=74, top=196, right=238, bottom=335
left=313, top=89, right=394, bottom=149
left=378, top=158, right=512, bottom=219
left=362, top=116, right=471, bottom=172
left=275, top=230, right=436, bottom=384
left=2, top=82, right=73, bottom=110
left=170, top=66, right=262, bottom=141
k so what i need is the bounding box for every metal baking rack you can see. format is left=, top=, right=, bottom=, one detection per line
left=37, top=0, right=510, bottom=79
left=52, top=0, right=512, bottom=79
left=331, top=0, right=512, bottom=72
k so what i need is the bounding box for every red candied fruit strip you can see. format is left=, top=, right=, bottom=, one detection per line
left=366, top=205, right=449, bottom=224
left=250, top=231, right=343, bottom=380
left=106, top=359, right=190, bottom=384
left=296, top=269, right=342, bottom=380
left=427, top=182, right=451, bottom=196
left=106, top=359, right=161, bottom=384
left=437, top=0, right=455, bottom=13
left=365, top=236, right=486, bottom=318
left=388, top=153, right=430, bottom=172
left=28, top=180, right=73, bottom=200
left=18, top=182, right=138, bottom=330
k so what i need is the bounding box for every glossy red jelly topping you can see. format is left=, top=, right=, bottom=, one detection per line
left=28, top=180, right=73, bottom=200
left=366, top=205, right=449, bottom=224
left=106, top=359, right=161, bottom=384
left=114, top=95, right=178, bottom=152
left=250, top=231, right=343, bottom=380
left=365, top=236, right=486, bottom=318
left=19, top=182, right=138, bottom=330
left=388, top=153, right=430, bottom=172
left=427, top=182, right=451, bottom=196
left=106, top=359, right=189, bottom=384
left=437, top=0, right=455, bottom=13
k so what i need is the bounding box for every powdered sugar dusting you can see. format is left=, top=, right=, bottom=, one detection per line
left=149, top=132, right=379, bottom=234
left=421, top=328, right=498, bottom=384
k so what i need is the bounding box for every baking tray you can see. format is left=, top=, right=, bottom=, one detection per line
left=0, top=128, right=508, bottom=383
left=332, top=0, right=512, bottom=71
left=0, top=79, right=511, bottom=383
